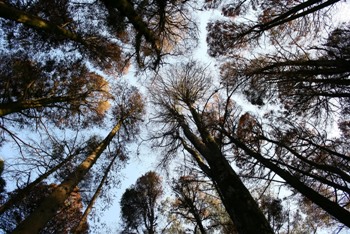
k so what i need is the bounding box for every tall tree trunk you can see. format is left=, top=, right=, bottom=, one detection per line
left=0, top=152, right=76, bottom=215
left=73, top=151, right=120, bottom=233
left=178, top=111, right=273, bottom=233
left=230, top=136, right=350, bottom=228
left=207, top=153, right=272, bottom=234
left=12, top=120, right=123, bottom=234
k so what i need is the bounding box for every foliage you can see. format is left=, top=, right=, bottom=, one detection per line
left=0, top=0, right=349, bottom=232
left=0, top=183, right=88, bottom=233
left=150, top=61, right=274, bottom=233
left=120, top=171, right=162, bottom=234
left=164, top=169, right=236, bottom=234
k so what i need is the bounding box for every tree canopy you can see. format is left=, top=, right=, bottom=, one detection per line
left=0, top=0, right=349, bottom=233
left=120, top=171, right=162, bottom=234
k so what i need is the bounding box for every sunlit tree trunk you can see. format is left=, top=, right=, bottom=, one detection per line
left=12, top=120, right=123, bottom=234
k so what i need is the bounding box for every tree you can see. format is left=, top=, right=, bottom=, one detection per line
left=149, top=61, right=274, bottom=233
left=73, top=146, right=127, bottom=233
left=0, top=183, right=88, bottom=233
left=222, top=25, right=350, bottom=119
left=220, top=113, right=350, bottom=228
left=170, top=175, right=209, bottom=234
left=165, top=169, right=236, bottom=234
left=0, top=0, right=194, bottom=232
left=0, top=53, right=113, bottom=152
left=0, top=0, right=197, bottom=172
left=207, top=16, right=350, bottom=228
left=120, top=171, right=163, bottom=234
left=206, top=0, right=340, bottom=56
left=150, top=60, right=350, bottom=231
left=0, top=0, right=127, bottom=71
left=259, top=194, right=287, bottom=233
left=0, top=0, right=196, bottom=71
left=12, top=85, right=144, bottom=233
left=0, top=54, right=111, bottom=124
left=100, top=0, right=197, bottom=69
left=0, top=143, right=78, bottom=216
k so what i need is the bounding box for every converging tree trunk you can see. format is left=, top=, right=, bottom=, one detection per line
left=150, top=61, right=274, bottom=233
left=178, top=109, right=273, bottom=234
left=12, top=120, right=123, bottom=234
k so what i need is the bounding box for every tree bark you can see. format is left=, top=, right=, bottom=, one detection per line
left=206, top=153, right=273, bottom=234
left=0, top=1, right=84, bottom=44
left=0, top=152, right=75, bottom=215
left=177, top=110, right=273, bottom=233
left=0, top=96, right=75, bottom=117
left=229, top=135, right=350, bottom=228
left=12, top=120, right=123, bottom=234
left=72, top=151, right=119, bottom=234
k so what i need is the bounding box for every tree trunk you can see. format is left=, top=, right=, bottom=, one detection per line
left=0, top=96, right=75, bottom=117
left=72, top=151, right=119, bottom=233
left=0, top=1, right=84, bottom=44
left=207, top=154, right=273, bottom=234
left=12, top=121, right=123, bottom=234
left=178, top=112, right=273, bottom=233
left=230, top=136, right=350, bottom=228
left=188, top=202, right=207, bottom=234
left=0, top=152, right=75, bottom=215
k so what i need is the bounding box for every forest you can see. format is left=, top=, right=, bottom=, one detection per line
left=0, top=0, right=349, bottom=233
